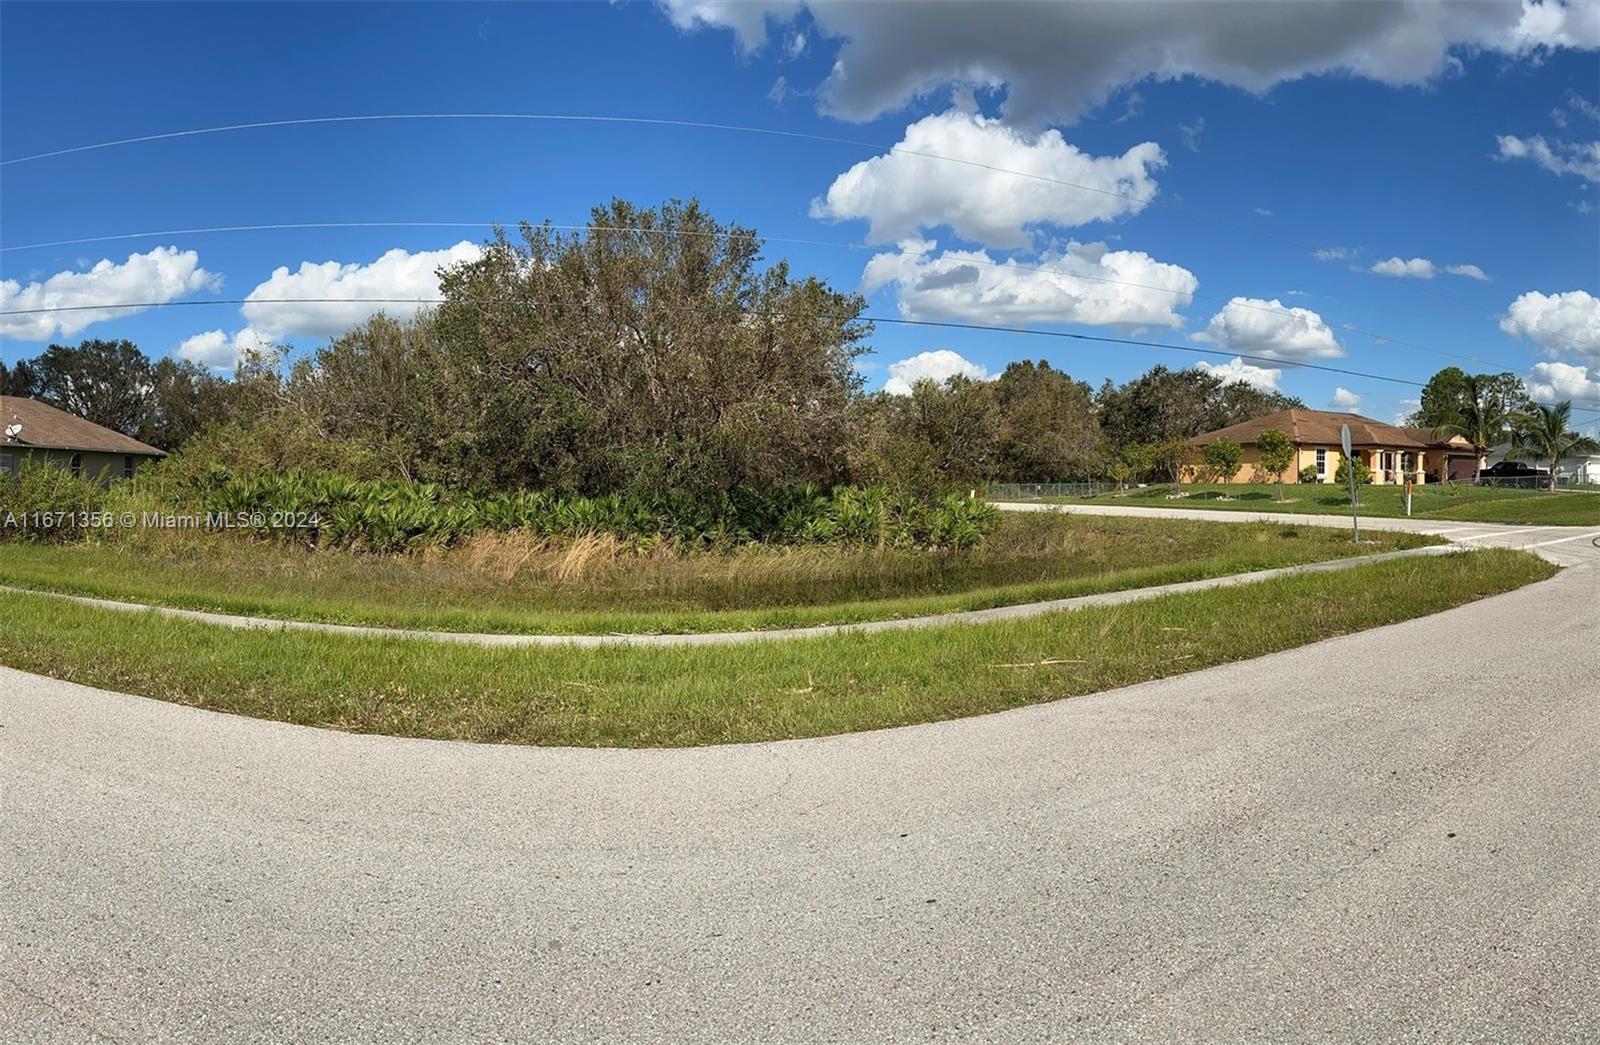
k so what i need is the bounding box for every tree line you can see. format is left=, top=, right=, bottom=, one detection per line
left=3, top=198, right=1346, bottom=501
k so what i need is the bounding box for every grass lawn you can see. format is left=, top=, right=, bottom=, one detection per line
left=1027, top=483, right=1600, bottom=527
left=0, top=549, right=1553, bottom=747
left=0, top=514, right=1439, bottom=635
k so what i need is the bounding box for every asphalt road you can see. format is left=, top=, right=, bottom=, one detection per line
left=3, top=561, right=1597, bottom=1042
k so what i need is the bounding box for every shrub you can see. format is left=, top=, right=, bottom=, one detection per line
left=175, top=469, right=999, bottom=554
left=1297, top=465, right=1320, bottom=484
left=0, top=463, right=106, bottom=542
left=1201, top=438, right=1243, bottom=484
left=1334, top=455, right=1372, bottom=487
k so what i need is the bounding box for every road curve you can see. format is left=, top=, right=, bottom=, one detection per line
left=4, top=561, right=1597, bottom=1042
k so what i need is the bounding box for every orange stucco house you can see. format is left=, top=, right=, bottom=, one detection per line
left=1187, top=408, right=1481, bottom=485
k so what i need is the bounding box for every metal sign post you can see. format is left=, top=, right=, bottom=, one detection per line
left=1341, top=424, right=1359, bottom=543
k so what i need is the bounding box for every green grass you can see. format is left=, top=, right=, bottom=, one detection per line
left=1029, top=483, right=1600, bottom=527
left=0, top=549, right=1553, bottom=747
left=0, top=514, right=1438, bottom=634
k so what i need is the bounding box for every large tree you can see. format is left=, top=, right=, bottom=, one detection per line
left=1409, top=366, right=1533, bottom=437
left=1409, top=366, right=1470, bottom=431
left=848, top=375, right=999, bottom=495
left=1097, top=365, right=1301, bottom=451
left=283, top=313, right=447, bottom=481
left=0, top=359, right=39, bottom=397
left=28, top=339, right=154, bottom=436
left=139, top=356, right=249, bottom=451
left=991, top=360, right=1098, bottom=481
left=429, top=199, right=871, bottom=497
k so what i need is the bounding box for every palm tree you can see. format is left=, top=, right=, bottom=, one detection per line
left=1439, top=374, right=1506, bottom=482
left=1507, top=401, right=1600, bottom=492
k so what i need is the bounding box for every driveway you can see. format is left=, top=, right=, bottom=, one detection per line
left=3, top=557, right=1597, bottom=1041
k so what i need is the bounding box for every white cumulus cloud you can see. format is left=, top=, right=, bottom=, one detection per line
left=862, top=239, right=1197, bottom=329
left=1524, top=360, right=1600, bottom=408
left=0, top=247, right=220, bottom=341
left=1329, top=387, right=1363, bottom=409
left=1194, top=297, right=1343, bottom=361
left=1500, top=289, right=1600, bottom=361
left=1195, top=356, right=1283, bottom=392
left=882, top=349, right=990, bottom=395
left=175, top=327, right=273, bottom=370
left=813, top=110, right=1163, bottom=248
left=661, top=0, right=1600, bottom=124
left=1369, top=256, right=1489, bottom=280
left=1496, top=133, right=1600, bottom=183
left=662, top=0, right=801, bottom=51
left=241, top=241, right=483, bottom=340
left=1371, top=257, right=1437, bottom=279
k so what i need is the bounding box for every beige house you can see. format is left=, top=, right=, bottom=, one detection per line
left=1187, top=408, right=1481, bottom=485
left=1, top=396, right=165, bottom=484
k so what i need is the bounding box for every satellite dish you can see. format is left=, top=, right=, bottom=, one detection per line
left=3, top=422, right=20, bottom=439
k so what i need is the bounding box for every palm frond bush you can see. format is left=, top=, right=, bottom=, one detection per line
left=174, top=469, right=998, bottom=553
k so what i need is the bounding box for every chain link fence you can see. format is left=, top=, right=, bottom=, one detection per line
left=988, top=482, right=1122, bottom=501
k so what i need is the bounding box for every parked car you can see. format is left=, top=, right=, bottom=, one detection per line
left=1482, top=461, right=1549, bottom=478
left=1480, top=461, right=1550, bottom=487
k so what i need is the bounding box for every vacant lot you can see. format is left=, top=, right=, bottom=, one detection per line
left=1030, top=483, right=1600, bottom=527
left=0, top=549, right=1553, bottom=747
left=0, top=513, right=1437, bottom=634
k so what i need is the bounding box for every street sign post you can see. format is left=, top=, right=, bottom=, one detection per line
left=1341, top=423, right=1359, bottom=543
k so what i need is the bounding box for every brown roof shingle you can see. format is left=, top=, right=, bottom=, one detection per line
left=1190, top=408, right=1455, bottom=449
left=0, top=397, right=165, bottom=456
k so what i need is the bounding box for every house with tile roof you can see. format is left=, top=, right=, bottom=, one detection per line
left=1187, top=408, right=1481, bottom=485
left=0, top=396, right=166, bottom=484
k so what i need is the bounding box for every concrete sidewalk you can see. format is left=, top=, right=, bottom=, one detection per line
left=0, top=542, right=1460, bottom=647
left=995, top=500, right=1600, bottom=567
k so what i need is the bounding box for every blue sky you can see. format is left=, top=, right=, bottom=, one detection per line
left=2, top=1, right=1598, bottom=427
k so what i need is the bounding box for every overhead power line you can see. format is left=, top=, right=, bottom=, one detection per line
left=0, top=294, right=1459, bottom=388
left=8, top=295, right=1599, bottom=416
left=5, top=109, right=1595, bottom=358
left=0, top=220, right=1537, bottom=372
left=0, top=112, right=1153, bottom=210
left=6, top=112, right=1593, bottom=358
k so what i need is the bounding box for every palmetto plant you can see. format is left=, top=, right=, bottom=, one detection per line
left=186, top=469, right=998, bottom=553
left=1438, top=375, right=1507, bottom=482
left=1507, top=401, right=1600, bottom=492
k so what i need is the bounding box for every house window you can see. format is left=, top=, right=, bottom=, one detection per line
left=1401, top=452, right=1415, bottom=475
left=69, top=453, right=82, bottom=477
left=123, top=455, right=136, bottom=480
left=1315, top=448, right=1327, bottom=477
left=0, top=453, right=12, bottom=474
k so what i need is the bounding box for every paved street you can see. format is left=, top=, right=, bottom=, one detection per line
left=3, top=551, right=1597, bottom=1042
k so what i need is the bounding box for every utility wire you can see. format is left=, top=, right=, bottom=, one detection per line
left=9, top=295, right=1599, bottom=416
left=0, top=294, right=1473, bottom=388
left=5, top=110, right=1595, bottom=357
left=0, top=219, right=1537, bottom=373
left=0, top=113, right=1152, bottom=209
